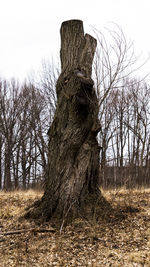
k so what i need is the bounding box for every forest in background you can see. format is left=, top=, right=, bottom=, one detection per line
left=0, top=26, right=150, bottom=190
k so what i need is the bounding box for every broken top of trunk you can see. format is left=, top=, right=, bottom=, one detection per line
left=59, top=19, right=97, bottom=80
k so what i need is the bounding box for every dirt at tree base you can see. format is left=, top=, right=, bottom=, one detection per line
left=25, top=189, right=112, bottom=227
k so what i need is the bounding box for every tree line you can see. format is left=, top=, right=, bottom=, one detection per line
left=0, top=26, right=150, bottom=190
left=98, top=78, right=150, bottom=188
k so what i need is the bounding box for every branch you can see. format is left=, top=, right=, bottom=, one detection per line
left=0, top=227, right=55, bottom=236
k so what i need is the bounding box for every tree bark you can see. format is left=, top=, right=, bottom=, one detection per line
left=0, top=134, right=2, bottom=189
left=27, top=20, right=110, bottom=222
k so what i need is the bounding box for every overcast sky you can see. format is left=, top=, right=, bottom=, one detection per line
left=0, top=0, right=150, bottom=81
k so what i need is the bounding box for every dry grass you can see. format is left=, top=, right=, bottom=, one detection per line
left=0, top=188, right=150, bottom=266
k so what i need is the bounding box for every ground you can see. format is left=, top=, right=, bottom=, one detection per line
left=0, top=188, right=150, bottom=266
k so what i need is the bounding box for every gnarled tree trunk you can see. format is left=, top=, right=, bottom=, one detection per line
left=28, top=20, right=110, bottom=223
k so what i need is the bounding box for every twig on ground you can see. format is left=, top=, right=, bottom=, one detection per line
left=0, top=227, right=55, bottom=236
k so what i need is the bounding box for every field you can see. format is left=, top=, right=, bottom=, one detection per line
left=0, top=188, right=150, bottom=266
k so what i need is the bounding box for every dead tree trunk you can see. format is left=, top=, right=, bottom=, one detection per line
left=28, top=20, right=110, bottom=222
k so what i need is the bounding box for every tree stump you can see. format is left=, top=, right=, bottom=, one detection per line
left=27, top=20, right=110, bottom=223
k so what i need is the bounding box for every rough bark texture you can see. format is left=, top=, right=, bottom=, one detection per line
left=27, top=20, right=110, bottom=223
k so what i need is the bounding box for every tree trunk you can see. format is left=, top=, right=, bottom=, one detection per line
left=27, top=20, right=110, bottom=222
left=4, top=144, right=12, bottom=190
left=0, top=134, right=2, bottom=189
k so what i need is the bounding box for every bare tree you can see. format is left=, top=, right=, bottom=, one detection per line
left=92, top=24, right=149, bottom=188
left=93, top=24, right=138, bottom=106
left=0, top=79, right=22, bottom=190
left=26, top=20, right=110, bottom=223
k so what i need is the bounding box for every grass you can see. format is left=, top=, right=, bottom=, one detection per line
left=0, top=188, right=150, bottom=266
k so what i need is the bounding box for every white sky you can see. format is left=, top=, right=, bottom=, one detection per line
left=0, top=0, right=150, bottom=81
